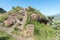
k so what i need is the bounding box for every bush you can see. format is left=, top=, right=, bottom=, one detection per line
left=0, top=30, right=14, bottom=40
left=11, top=27, right=20, bottom=35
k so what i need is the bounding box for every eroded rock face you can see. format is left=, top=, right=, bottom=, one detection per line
left=31, top=13, right=49, bottom=25
left=31, top=13, right=40, bottom=20
left=26, top=24, right=34, bottom=37
left=4, top=19, right=13, bottom=26
left=9, top=14, right=18, bottom=20
left=3, top=15, right=17, bottom=27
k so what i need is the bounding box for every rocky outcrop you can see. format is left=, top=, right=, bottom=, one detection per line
left=3, top=18, right=16, bottom=26
left=26, top=24, right=34, bottom=37
left=31, top=13, right=40, bottom=20
left=31, top=13, right=49, bottom=25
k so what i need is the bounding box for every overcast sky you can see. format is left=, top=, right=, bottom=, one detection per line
left=0, top=0, right=60, bottom=16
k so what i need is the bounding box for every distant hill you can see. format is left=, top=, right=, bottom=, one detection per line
left=52, top=14, right=60, bottom=23
left=0, top=8, right=6, bottom=14
left=54, top=14, right=60, bottom=19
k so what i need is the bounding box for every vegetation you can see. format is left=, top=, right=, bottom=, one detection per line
left=0, top=6, right=59, bottom=40
left=10, top=6, right=23, bottom=13
left=48, top=16, right=54, bottom=25
left=0, top=6, right=22, bottom=22
left=0, top=30, right=14, bottom=40
left=0, top=13, right=8, bottom=22
left=12, top=27, right=20, bottom=35
left=27, top=6, right=45, bottom=18
left=25, top=7, right=57, bottom=40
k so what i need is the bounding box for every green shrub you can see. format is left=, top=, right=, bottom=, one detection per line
left=11, top=27, right=20, bottom=35
left=0, top=30, right=14, bottom=40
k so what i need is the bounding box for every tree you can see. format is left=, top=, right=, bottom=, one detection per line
left=48, top=16, right=54, bottom=25
left=27, top=6, right=36, bottom=11
left=12, top=7, right=15, bottom=9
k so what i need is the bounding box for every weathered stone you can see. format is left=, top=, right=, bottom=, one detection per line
left=4, top=19, right=13, bottom=26
left=9, top=14, right=17, bottom=20
left=31, top=13, right=40, bottom=20
left=19, top=12, right=25, bottom=16
left=31, top=13, right=49, bottom=25
left=26, top=24, right=34, bottom=37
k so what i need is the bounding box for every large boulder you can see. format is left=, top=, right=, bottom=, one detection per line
left=31, top=13, right=49, bottom=25
left=9, top=13, right=18, bottom=19
left=31, top=13, right=40, bottom=20
left=4, top=19, right=13, bottom=26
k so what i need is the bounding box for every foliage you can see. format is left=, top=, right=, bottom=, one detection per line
left=12, top=7, right=15, bottom=9
left=0, top=6, right=57, bottom=40
left=11, top=27, right=20, bottom=35
left=27, top=6, right=45, bottom=18
left=48, top=16, right=54, bottom=25
left=0, top=30, right=14, bottom=40
left=26, top=15, right=56, bottom=40
left=0, top=6, right=23, bottom=22
left=0, top=14, right=8, bottom=22
left=14, top=27, right=19, bottom=31
left=10, top=6, right=23, bottom=13
left=25, top=7, right=56, bottom=40
left=48, top=16, right=54, bottom=20
left=17, top=15, right=23, bottom=20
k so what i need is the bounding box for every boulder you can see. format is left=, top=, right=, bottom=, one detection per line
left=31, top=13, right=40, bottom=20
left=4, top=19, right=13, bottom=26
left=9, top=14, right=17, bottom=20
left=31, top=13, right=49, bottom=25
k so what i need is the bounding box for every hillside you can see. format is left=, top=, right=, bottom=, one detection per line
left=0, top=8, right=6, bottom=14
left=0, top=6, right=57, bottom=40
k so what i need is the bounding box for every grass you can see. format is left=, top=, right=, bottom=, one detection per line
left=0, top=6, right=58, bottom=40
left=0, top=30, right=15, bottom=40
left=11, top=27, right=20, bottom=35
left=0, top=6, right=22, bottom=23
left=26, top=17, right=56, bottom=40
left=25, top=8, right=57, bottom=40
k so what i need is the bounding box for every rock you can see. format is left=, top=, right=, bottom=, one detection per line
left=4, top=19, right=13, bottom=26
left=19, top=12, right=25, bottom=16
left=31, top=13, right=49, bottom=25
left=31, top=13, right=40, bottom=20
left=26, top=24, right=34, bottom=37
left=8, top=14, right=17, bottom=20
